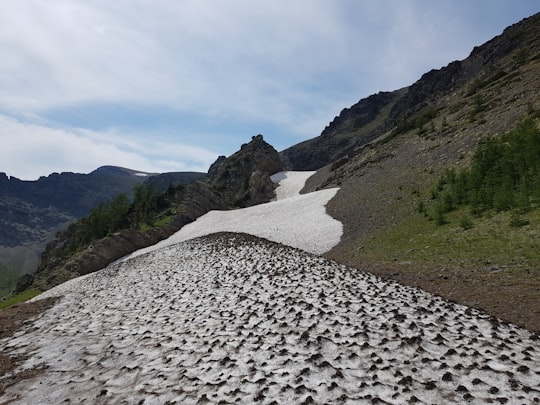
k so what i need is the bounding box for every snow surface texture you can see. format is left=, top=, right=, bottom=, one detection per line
left=2, top=235, right=540, bottom=404
left=122, top=171, right=342, bottom=260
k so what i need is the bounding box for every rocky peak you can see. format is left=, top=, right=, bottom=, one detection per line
left=390, top=13, right=540, bottom=124
left=208, top=134, right=283, bottom=207
left=321, top=91, right=400, bottom=138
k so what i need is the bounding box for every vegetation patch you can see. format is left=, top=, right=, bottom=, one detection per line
left=361, top=208, right=540, bottom=269
left=362, top=117, right=540, bottom=272
left=0, top=264, right=22, bottom=298
left=59, top=183, right=182, bottom=258
left=0, top=289, right=42, bottom=309
left=424, top=117, right=540, bottom=224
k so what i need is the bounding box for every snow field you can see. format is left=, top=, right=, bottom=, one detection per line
left=270, top=171, right=314, bottom=200
left=121, top=171, right=342, bottom=261
left=1, top=234, right=539, bottom=404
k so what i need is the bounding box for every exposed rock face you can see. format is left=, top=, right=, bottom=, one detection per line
left=207, top=134, right=283, bottom=207
left=281, top=90, right=404, bottom=171
left=248, top=170, right=276, bottom=206
left=282, top=12, right=540, bottom=171
left=32, top=217, right=191, bottom=291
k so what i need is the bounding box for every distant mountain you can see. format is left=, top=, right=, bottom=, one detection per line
left=0, top=166, right=206, bottom=294
left=1, top=167, right=148, bottom=246
left=0, top=166, right=206, bottom=247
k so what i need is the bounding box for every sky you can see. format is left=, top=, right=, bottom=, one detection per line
left=0, top=1, right=538, bottom=180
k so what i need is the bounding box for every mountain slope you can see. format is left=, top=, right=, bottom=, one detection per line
left=281, top=89, right=406, bottom=170
left=282, top=12, right=540, bottom=171
left=301, top=13, right=540, bottom=332
left=0, top=166, right=206, bottom=296
left=1, top=14, right=540, bottom=400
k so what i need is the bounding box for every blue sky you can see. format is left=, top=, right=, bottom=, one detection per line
left=0, top=1, right=538, bottom=180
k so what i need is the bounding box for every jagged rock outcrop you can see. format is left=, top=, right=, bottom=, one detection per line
left=207, top=134, right=283, bottom=206
left=281, top=90, right=405, bottom=171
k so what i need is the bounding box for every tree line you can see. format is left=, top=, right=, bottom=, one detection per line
left=427, top=117, right=540, bottom=224
left=62, top=183, right=177, bottom=256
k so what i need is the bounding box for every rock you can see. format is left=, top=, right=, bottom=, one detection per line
left=208, top=134, right=283, bottom=207
left=248, top=171, right=276, bottom=206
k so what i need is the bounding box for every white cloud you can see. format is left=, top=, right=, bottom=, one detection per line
left=2, top=2, right=536, bottom=109
left=0, top=114, right=217, bottom=180
left=0, top=1, right=537, bottom=177
left=0, top=1, right=473, bottom=117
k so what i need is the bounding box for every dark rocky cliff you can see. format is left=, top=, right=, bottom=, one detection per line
left=281, top=12, right=540, bottom=171
left=281, top=90, right=405, bottom=171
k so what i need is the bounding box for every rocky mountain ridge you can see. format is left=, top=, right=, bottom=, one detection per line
left=305, top=12, right=540, bottom=332
left=27, top=135, right=283, bottom=291
left=281, top=12, right=540, bottom=172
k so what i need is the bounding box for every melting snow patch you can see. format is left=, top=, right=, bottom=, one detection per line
left=2, top=234, right=539, bottom=404
left=122, top=171, right=342, bottom=260
left=271, top=171, right=315, bottom=200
